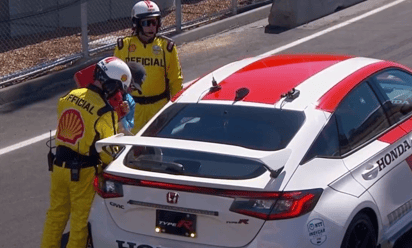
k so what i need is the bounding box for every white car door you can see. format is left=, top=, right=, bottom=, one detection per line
left=338, top=73, right=412, bottom=232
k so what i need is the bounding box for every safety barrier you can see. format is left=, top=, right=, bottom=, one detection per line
left=0, top=0, right=271, bottom=87
left=267, top=0, right=365, bottom=28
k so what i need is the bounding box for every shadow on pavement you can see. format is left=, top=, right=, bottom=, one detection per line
left=394, top=227, right=412, bottom=248
left=264, top=25, right=290, bottom=34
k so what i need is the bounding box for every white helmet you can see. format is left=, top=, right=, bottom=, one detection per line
left=94, top=57, right=132, bottom=97
left=131, top=0, right=161, bottom=30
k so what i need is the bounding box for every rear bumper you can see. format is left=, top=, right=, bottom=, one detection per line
left=88, top=195, right=345, bottom=248
left=89, top=195, right=221, bottom=248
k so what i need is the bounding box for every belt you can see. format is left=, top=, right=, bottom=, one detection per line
left=54, top=159, right=95, bottom=169
left=55, top=146, right=99, bottom=169
left=133, top=91, right=169, bottom=105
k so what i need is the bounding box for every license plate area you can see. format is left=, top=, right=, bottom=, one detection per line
left=156, top=210, right=197, bottom=238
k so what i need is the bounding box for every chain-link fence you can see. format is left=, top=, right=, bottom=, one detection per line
left=0, top=0, right=271, bottom=87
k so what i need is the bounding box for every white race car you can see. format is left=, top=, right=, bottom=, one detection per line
left=89, top=54, right=412, bottom=248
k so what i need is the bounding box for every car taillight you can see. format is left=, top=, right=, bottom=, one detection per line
left=94, top=172, right=323, bottom=218
left=229, top=189, right=323, bottom=220
left=93, top=173, right=129, bottom=199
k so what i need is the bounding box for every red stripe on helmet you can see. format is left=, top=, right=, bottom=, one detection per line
left=144, top=0, right=153, bottom=8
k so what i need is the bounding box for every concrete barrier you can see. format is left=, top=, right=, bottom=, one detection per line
left=267, top=0, right=365, bottom=28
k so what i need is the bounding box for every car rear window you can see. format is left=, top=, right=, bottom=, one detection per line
left=124, top=146, right=267, bottom=179
left=143, top=103, right=305, bottom=151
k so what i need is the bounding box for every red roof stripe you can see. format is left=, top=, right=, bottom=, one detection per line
left=317, top=61, right=412, bottom=112
left=400, top=117, right=412, bottom=134
left=378, top=115, right=412, bottom=144
left=201, top=54, right=351, bottom=104
left=378, top=126, right=407, bottom=144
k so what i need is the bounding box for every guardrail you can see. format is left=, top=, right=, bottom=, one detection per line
left=0, top=0, right=271, bottom=88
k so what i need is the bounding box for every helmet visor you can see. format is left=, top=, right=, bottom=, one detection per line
left=140, top=19, right=158, bottom=27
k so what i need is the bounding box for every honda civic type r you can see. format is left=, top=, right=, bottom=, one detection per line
left=88, top=54, right=412, bottom=248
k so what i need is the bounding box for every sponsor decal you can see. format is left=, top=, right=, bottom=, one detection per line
left=152, top=45, right=161, bottom=55
left=98, top=61, right=108, bottom=71
left=110, top=202, right=124, bottom=209
left=226, top=219, right=249, bottom=224
left=129, top=44, right=136, bottom=52
left=177, top=220, right=194, bottom=231
left=166, top=192, right=179, bottom=204
left=307, top=218, right=327, bottom=246
left=158, top=219, right=194, bottom=233
left=115, top=241, right=154, bottom=248
left=126, top=57, right=164, bottom=67
left=121, top=74, right=128, bottom=82
left=376, top=139, right=411, bottom=171
left=392, top=99, right=410, bottom=105
left=56, top=109, right=85, bottom=145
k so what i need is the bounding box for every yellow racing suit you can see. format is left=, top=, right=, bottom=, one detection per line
left=114, top=35, right=183, bottom=134
left=41, top=84, right=117, bottom=248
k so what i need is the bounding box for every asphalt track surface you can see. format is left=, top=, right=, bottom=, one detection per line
left=2, top=0, right=412, bottom=247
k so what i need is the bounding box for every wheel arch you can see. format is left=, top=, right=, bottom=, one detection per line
left=358, top=207, right=379, bottom=240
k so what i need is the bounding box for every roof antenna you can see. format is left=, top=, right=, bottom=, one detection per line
left=210, top=76, right=221, bottom=93
left=280, top=88, right=300, bottom=109
left=233, top=87, right=249, bottom=104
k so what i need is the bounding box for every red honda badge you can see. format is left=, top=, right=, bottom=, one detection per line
left=166, top=192, right=179, bottom=204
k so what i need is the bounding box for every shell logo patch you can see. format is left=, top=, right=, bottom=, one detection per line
left=57, top=109, right=85, bottom=145
left=129, top=44, right=136, bottom=52
left=121, top=74, right=128, bottom=82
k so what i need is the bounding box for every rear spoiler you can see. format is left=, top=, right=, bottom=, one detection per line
left=95, top=134, right=291, bottom=175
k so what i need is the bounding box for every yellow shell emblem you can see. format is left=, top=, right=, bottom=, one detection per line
left=57, top=109, right=85, bottom=145
left=121, top=74, right=128, bottom=82
left=129, top=44, right=136, bottom=52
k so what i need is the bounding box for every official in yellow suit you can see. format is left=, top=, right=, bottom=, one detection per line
left=41, top=57, right=132, bottom=248
left=114, top=0, right=183, bottom=134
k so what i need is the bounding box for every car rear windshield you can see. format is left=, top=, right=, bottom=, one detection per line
left=124, top=146, right=267, bottom=179
left=143, top=103, right=305, bottom=151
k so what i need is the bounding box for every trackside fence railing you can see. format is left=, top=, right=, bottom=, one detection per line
left=0, top=0, right=271, bottom=88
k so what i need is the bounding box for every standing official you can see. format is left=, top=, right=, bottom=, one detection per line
left=114, top=0, right=183, bottom=134
left=41, top=57, right=132, bottom=248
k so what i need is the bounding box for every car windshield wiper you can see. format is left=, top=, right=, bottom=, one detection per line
left=128, top=159, right=185, bottom=174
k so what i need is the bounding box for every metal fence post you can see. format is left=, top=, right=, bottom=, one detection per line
left=81, top=0, right=89, bottom=58
left=176, top=0, right=182, bottom=33
left=232, top=0, right=237, bottom=15
left=0, top=0, right=10, bottom=40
